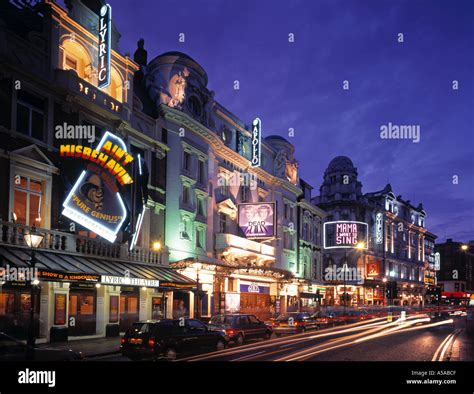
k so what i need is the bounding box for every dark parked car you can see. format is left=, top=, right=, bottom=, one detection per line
left=207, top=314, right=272, bottom=345
left=0, top=332, right=83, bottom=361
left=120, top=319, right=229, bottom=361
left=272, top=312, right=318, bottom=336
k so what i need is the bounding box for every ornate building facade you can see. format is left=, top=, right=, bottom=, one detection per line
left=133, top=50, right=326, bottom=320
left=312, top=156, right=437, bottom=307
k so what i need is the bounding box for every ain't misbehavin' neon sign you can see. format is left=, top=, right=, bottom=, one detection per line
left=98, top=4, right=112, bottom=89
left=61, top=132, right=133, bottom=243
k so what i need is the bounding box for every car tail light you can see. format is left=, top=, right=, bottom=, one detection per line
left=294, top=321, right=299, bottom=326
left=225, top=329, right=235, bottom=336
left=148, top=338, right=155, bottom=347
left=120, top=337, right=127, bottom=344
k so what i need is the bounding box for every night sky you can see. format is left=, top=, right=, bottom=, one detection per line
left=69, top=0, right=474, bottom=242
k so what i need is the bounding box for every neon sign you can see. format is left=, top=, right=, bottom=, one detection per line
left=324, top=221, right=368, bottom=249
left=250, top=117, right=262, bottom=167
left=61, top=132, right=133, bottom=243
left=375, top=212, right=383, bottom=244
left=98, top=4, right=112, bottom=89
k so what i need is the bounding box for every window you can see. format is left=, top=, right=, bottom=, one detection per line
left=16, top=90, right=45, bottom=140
left=197, top=197, right=206, bottom=217
left=13, top=176, right=43, bottom=226
left=248, top=315, right=260, bottom=324
left=183, top=151, right=191, bottom=172
left=240, top=185, right=249, bottom=203
left=187, top=319, right=206, bottom=332
left=195, top=227, right=204, bottom=249
left=182, top=185, right=191, bottom=205
left=198, top=160, right=206, bottom=184
left=64, top=55, right=78, bottom=71
left=180, top=217, right=191, bottom=239
left=284, top=231, right=294, bottom=250
left=188, top=96, right=202, bottom=117
left=109, top=296, right=119, bottom=323
left=219, top=213, right=227, bottom=233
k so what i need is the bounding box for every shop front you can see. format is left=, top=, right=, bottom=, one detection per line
left=239, top=281, right=271, bottom=320
left=0, top=281, right=40, bottom=339
left=0, top=245, right=195, bottom=342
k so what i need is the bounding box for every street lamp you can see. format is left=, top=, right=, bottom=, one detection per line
left=355, top=242, right=366, bottom=306
left=24, top=225, right=44, bottom=360
left=461, top=244, right=469, bottom=251
left=153, top=241, right=162, bottom=264
left=193, top=262, right=202, bottom=320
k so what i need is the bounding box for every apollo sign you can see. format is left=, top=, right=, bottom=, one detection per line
left=98, top=4, right=112, bottom=89
left=251, top=117, right=262, bottom=167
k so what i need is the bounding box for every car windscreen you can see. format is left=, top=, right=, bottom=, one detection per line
left=276, top=313, right=298, bottom=321
left=127, top=323, right=152, bottom=335
left=210, top=315, right=235, bottom=325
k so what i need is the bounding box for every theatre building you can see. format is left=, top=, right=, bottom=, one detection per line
left=0, top=0, right=194, bottom=342
left=312, top=156, right=437, bottom=306
left=132, top=49, right=326, bottom=321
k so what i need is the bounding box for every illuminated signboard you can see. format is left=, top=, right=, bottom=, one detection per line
left=366, top=262, right=380, bottom=277
left=101, top=275, right=160, bottom=288
left=238, top=202, right=276, bottom=239
left=250, top=117, right=262, bottom=167
left=98, top=4, right=112, bottom=89
left=61, top=131, right=134, bottom=243
left=434, top=252, right=441, bottom=271
left=324, top=221, right=368, bottom=249
left=375, top=212, right=383, bottom=244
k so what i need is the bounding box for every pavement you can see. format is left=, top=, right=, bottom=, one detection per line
left=37, top=336, right=122, bottom=358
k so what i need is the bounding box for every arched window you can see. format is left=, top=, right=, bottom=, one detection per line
left=104, top=67, right=124, bottom=102
left=62, top=39, right=93, bottom=82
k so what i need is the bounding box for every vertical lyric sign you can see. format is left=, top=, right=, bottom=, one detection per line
left=98, top=4, right=112, bottom=89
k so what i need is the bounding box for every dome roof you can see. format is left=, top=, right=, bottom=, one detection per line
left=157, top=51, right=198, bottom=63
left=327, top=156, right=356, bottom=173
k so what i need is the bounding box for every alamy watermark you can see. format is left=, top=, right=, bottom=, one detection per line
left=217, top=171, right=257, bottom=190
left=0, top=264, right=38, bottom=282
left=324, top=264, right=364, bottom=285
left=55, top=122, right=96, bottom=143
left=380, top=122, right=420, bottom=143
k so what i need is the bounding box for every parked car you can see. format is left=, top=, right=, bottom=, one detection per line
left=207, top=314, right=272, bottom=345
left=120, top=319, right=229, bottom=361
left=0, top=332, right=83, bottom=361
left=466, top=307, right=474, bottom=335
left=272, top=312, right=318, bottom=336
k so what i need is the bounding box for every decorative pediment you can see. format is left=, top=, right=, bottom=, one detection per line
left=10, top=145, right=57, bottom=173
left=217, top=198, right=237, bottom=220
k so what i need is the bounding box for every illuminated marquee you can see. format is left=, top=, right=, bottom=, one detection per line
left=250, top=117, right=262, bottom=167
left=98, top=4, right=112, bottom=89
left=61, top=132, right=133, bottom=243
left=375, top=212, right=383, bottom=244
left=324, top=221, right=368, bottom=249
left=238, top=202, right=276, bottom=239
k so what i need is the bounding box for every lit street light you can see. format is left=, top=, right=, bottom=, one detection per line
left=24, top=225, right=44, bottom=360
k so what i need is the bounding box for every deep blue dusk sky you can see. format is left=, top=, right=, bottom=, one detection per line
left=74, top=0, right=474, bottom=242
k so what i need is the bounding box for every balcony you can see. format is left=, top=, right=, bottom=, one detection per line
left=0, top=221, right=167, bottom=266
left=54, top=69, right=123, bottom=117
left=215, top=233, right=275, bottom=266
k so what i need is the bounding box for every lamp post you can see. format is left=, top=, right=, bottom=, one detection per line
left=342, top=251, right=348, bottom=316
left=153, top=241, right=162, bottom=264
left=382, top=277, right=387, bottom=307
left=355, top=242, right=366, bottom=306
left=24, top=225, right=44, bottom=360
left=193, top=262, right=202, bottom=320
